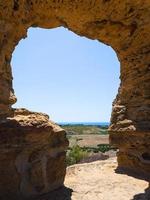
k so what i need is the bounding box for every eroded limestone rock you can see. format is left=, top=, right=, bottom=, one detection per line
left=0, top=0, right=150, bottom=198
left=110, top=131, right=150, bottom=176
left=0, top=109, right=68, bottom=199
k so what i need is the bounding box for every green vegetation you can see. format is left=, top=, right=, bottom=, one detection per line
left=82, top=144, right=116, bottom=153
left=62, top=125, right=108, bottom=135
left=66, top=144, right=116, bottom=166
left=66, top=145, right=88, bottom=166
left=63, top=124, right=117, bottom=166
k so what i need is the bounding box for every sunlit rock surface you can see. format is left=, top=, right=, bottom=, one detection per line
left=38, top=158, right=150, bottom=200
left=0, top=0, right=150, bottom=198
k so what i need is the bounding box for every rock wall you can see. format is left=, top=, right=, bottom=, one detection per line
left=0, top=109, right=68, bottom=199
left=0, top=0, right=150, bottom=198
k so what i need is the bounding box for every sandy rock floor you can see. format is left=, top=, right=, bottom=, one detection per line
left=39, top=158, right=150, bottom=200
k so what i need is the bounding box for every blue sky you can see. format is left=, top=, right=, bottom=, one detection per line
left=11, top=27, right=120, bottom=122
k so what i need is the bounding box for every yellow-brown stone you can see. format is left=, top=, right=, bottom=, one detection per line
left=0, top=0, right=150, bottom=199
left=0, top=109, right=68, bottom=199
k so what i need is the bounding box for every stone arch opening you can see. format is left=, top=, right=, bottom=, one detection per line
left=11, top=26, right=120, bottom=123
left=0, top=1, right=149, bottom=199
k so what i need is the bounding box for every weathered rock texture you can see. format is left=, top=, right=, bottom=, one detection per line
left=0, top=108, right=68, bottom=200
left=64, top=158, right=150, bottom=200
left=0, top=0, right=150, bottom=198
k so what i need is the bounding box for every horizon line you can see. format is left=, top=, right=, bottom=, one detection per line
left=56, top=121, right=110, bottom=123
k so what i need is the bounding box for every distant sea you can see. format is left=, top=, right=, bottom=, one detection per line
left=57, top=122, right=110, bottom=126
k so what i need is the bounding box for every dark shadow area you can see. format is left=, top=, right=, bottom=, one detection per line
left=115, top=167, right=150, bottom=182
left=37, top=186, right=73, bottom=200
left=132, top=186, right=150, bottom=200
left=115, top=168, right=150, bottom=200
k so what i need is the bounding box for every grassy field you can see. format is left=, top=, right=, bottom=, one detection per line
left=60, top=124, right=116, bottom=166
left=61, top=124, right=109, bottom=148
left=67, top=134, right=109, bottom=148
left=61, top=124, right=108, bottom=135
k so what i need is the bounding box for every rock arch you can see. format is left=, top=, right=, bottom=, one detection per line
left=0, top=0, right=150, bottom=199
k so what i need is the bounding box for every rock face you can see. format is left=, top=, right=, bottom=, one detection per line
left=0, top=0, right=150, bottom=198
left=0, top=109, right=68, bottom=200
